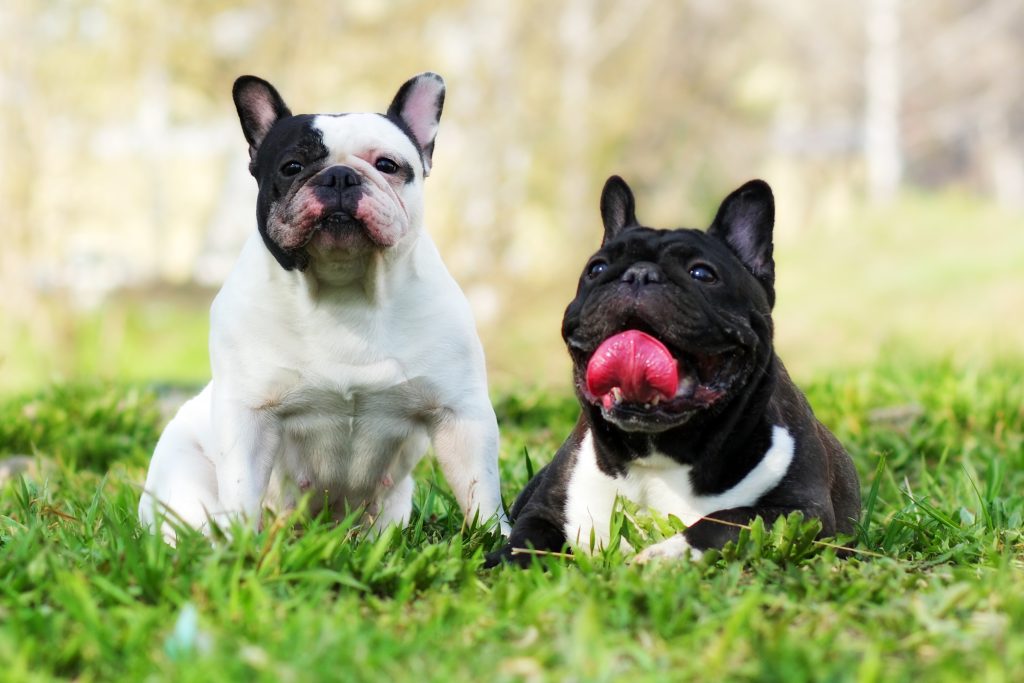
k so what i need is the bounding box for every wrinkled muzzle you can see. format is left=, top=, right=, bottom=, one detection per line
left=266, top=164, right=410, bottom=254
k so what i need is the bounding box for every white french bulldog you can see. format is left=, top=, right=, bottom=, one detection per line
left=139, top=73, right=509, bottom=542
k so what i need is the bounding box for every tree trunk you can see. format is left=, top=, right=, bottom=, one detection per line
left=864, top=0, right=902, bottom=204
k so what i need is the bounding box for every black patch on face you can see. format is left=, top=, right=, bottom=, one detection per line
left=251, top=115, right=330, bottom=270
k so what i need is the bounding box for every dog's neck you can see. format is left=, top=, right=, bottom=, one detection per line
left=585, top=352, right=779, bottom=479
left=290, top=231, right=422, bottom=305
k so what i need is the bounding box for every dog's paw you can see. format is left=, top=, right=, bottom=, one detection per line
left=498, top=517, right=512, bottom=537
left=483, top=547, right=508, bottom=569
left=483, top=545, right=531, bottom=569
left=633, top=534, right=704, bottom=565
left=483, top=543, right=562, bottom=569
left=483, top=544, right=535, bottom=569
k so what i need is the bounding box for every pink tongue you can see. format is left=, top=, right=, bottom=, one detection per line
left=586, top=330, right=679, bottom=407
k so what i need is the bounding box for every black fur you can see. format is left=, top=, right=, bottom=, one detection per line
left=232, top=75, right=327, bottom=271
left=486, top=177, right=860, bottom=568
left=249, top=114, right=328, bottom=271
left=599, top=175, right=639, bottom=244
left=233, top=76, right=293, bottom=172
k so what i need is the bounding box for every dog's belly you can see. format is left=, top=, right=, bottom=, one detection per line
left=263, top=383, right=432, bottom=516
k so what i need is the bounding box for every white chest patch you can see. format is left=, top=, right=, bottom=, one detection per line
left=562, top=426, right=795, bottom=551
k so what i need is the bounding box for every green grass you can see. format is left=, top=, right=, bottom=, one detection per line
left=2, top=359, right=1023, bottom=682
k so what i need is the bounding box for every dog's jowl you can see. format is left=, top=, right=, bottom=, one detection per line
left=487, top=176, right=860, bottom=566
left=139, top=74, right=509, bottom=542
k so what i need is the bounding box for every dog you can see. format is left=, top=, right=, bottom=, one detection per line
left=486, top=176, right=860, bottom=566
left=139, top=73, right=509, bottom=542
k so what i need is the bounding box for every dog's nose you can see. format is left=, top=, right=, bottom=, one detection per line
left=314, top=165, right=362, bottom=189
left=621, top=261, right=663, bottom=286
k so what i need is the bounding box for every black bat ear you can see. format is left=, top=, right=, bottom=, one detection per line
left=599, top=175, right=639, bottom=245
left=707, top=179, right=776, bottom=307
left=233, top=76, right=292, bottom=173
left=386, top=72, right=445, bottom=176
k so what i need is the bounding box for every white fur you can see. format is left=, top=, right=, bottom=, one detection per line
left=563, top=426, right=795, bottom=554
left=139, top=115, right=508, bottom=543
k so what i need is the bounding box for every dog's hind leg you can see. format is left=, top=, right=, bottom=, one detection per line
left=138, top=385, right=224, bottom=544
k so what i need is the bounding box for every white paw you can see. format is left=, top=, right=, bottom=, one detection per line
left=497, top=513, right=512, bottom=537
left=633, top=535, right=704, bottom=565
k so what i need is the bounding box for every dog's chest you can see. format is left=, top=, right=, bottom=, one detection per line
left=254, top=325, right=443, bottom=509
left=562, top=427, right=795, bottom=550
left=263, top=376, right=435, bottom=509
left=212, top=238, right=475, bottom=511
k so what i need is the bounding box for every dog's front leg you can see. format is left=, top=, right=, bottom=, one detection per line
left=633, top=503, right=836, bottom=564
left=212, top=400, right=282, bottom=532
left=430, top=403, right=510, bottom=535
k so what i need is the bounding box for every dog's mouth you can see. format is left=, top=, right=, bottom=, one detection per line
left=307, top=212, right=377, bottom=249
left=581, top=329, right=746, bottom=432
left=320, top=211, right=362, bottom=231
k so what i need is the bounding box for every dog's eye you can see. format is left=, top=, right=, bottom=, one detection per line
left=375, top=158, right=399, bottom=174
left=689, top=264, right=718, bottom=283
left=280, top=161, right=303, bottom=177
left=587, top=260, right=609, bottom=278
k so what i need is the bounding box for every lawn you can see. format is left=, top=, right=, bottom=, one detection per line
left=1, top=359, right=1023, bottom=682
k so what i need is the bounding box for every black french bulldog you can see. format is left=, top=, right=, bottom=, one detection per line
left=487, top=176, right=860, bottom=567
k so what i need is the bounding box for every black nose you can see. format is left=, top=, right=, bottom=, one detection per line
left=621, top=261, right=663, bottom=286
left=313, top=165, right=362, bottom=189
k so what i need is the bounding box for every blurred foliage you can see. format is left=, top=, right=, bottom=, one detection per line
left=2, top=191, right=1021, bottom=394
left=0, top=382, right=160, bottom=470
left=1, top=0, right=1022, bottom=392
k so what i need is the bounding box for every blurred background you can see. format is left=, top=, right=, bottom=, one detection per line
left=1, top=0, right=1022, bottom=395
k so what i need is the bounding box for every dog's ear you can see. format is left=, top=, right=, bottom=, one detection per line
left=599, top=175, right=639, bottom=244
left=387, top=72, right=445, bottom=177
left=233, top=76, right=292, bottom=174
left=708, top=179, right=776, bottom=307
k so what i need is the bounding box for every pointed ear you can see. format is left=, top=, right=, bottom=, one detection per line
left=707, top=179, right=776, bottom=306
left=599, top=175, right=639, bottom=244
left=233, top=76, right=292, bottom=172
left=386, top=72, right=445, bottom=176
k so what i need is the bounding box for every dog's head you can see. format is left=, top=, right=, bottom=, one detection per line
left=563, top=176, right=777, bottom=434
left=232, top=73, right=445, bottom=271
